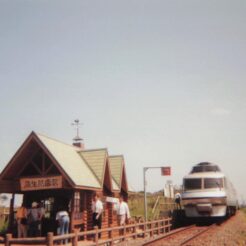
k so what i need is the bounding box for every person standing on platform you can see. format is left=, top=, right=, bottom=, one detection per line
left=91, top=193, right=103, bottom=238
left=38, top=202, right=45, bottom=236
left=175, top=192, right=181, bottom=209
left=16, top=203, right=27, bottom=238
left=116, top=195, right=131, bottom=226
left=56, top=207, right=70, bottom=244
left=27, top=202, right=40, bottom=237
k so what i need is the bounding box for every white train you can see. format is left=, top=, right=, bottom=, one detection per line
left=181, top=162, right=238, bottom=218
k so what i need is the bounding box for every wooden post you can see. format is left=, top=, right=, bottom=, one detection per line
left=7, top=194, right=15, bottom=233
left=143, top=222, right=146, bottom=238
left=150, top=222, right=153, bottom=237
left=158, top=221, right=160, bottom=235
left=72, top=229, right=78, bottom=246
left=123, top=224, right=126, bottom=241
left=109, top=225, right=114, bottom=246
left=94, top=226, right=98, bottom=245
left=47, top=232, right=54, bottom=246
left=70, top=191, right=75, bottom=232
left=5, top=233, right=12, bottom=246
left=133, top=222, right=137, bottom=239
left=108, top=225, right=112, bottom=241
left=84, top=211, right=88, bottom=240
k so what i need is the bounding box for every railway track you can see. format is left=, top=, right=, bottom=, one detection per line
left=143, top=223, right=219, bottom=246
left=179, top=224, right=216, bottom=245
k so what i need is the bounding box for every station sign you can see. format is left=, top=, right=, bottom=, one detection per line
left=161, top=167, right=171, bottom=176
left=20, top=176, right=62, bottom=191
left=106, top=197, right=119, bottom=204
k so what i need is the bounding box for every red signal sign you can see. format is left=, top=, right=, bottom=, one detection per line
left=161, top=167, right=171, bottom=176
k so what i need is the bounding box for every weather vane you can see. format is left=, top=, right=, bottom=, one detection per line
left=71, top=119, right=83, bottom=142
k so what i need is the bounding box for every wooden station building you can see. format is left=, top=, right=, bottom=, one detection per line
left=0, top=131, right=129, bottom=237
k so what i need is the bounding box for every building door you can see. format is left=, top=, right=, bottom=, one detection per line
left=23, top=190, right=72, bottom=235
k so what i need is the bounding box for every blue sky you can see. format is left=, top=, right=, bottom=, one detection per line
left=0, top=0, right=246, bottom=202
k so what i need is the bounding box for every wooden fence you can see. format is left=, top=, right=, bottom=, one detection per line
left=0, top=217, right=172, bottom=246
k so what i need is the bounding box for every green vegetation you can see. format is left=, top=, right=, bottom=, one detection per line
left=0, top=215, right=8, bottom=235
left=0, top=220, right=8, bottom=234
left=241, top=208, right=246, bottom=217
left=128, top=192, right=175, bottom=220
left=0, top=207, right=9, bottom=235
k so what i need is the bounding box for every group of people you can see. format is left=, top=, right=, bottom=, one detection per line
left=16, top=201, right=45, bottom=238
left=16, top=194, right=130, bottom=241
left=16, top=202, right=70, bottom=240
left=92, top=194, right=131, bottom=237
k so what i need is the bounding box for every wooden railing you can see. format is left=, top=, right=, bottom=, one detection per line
left=0, top=217, right=172, bottom=246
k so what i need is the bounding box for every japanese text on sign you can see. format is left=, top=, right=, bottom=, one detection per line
left=20, top=176, right=62, bottom=191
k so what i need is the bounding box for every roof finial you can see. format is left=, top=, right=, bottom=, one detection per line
left=71, top=119, right=84, bottom=148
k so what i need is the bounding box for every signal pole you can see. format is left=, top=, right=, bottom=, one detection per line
left=143, top=166, right=171, bottom=221
left=143, top=167, right=148, bottom=221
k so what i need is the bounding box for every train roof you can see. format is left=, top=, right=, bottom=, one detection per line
left=184, top=172, right=225, bottom=179
left=190, top=162, right=221, bottom=173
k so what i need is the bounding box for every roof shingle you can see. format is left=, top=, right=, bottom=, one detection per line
left=37, top=133, right=101, bottom=188
left=108, top=156, right=123, bottom=190
left=79, top=149, right=108, bottom=186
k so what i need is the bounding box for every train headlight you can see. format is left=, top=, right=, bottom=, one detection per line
left=182, top=197, right=226, bottom=206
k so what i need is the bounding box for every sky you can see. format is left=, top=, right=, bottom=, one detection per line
left=0, top=0, right=246, bottom=203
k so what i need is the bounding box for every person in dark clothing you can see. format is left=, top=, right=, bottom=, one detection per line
left=27, top=202, right=40, bottom=237
left=175, top=193, right=182, bottom=209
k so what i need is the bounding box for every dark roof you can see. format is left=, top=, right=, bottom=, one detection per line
left=197, top=162, right=213, bottom=166
left=191, top=162, right=221, bottom=173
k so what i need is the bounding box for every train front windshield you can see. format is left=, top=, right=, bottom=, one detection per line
left=204, top=178, right=223, bottom=189
left=184, top=178, right=202, bottom=190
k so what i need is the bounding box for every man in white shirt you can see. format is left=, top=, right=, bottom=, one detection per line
left=116, top=195, right=130, bottom=226
left=91, top=193, right=103, bottom=237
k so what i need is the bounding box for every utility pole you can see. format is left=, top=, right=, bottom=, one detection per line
left=143, top=167, right=148, bottom=222
left=143, top=166, right=171, bottom=221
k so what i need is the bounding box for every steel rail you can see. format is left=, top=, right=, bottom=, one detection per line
left=142, top=225, right=196, bottom=245
left=180, top=216, right=233, bottom=245
left=179, top=224, right=216, bottom=245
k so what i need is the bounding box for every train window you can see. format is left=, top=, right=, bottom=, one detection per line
left=204, top=178, right=223, bottom=189
left=191, top=165, right=221, bottom=173
left=191, top=166, right=203, bottom=173
left=184, top=178, right=202, bottom=190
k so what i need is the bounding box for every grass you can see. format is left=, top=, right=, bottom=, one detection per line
left=0, top=207, right=9, bottom=235
left=0, top=221, right=8, bottom=234
left=128, top=192, right=175, bottom=220
left=241, top=207, right=246, bottom=216
left=0, top=217, right=8, bottom=235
